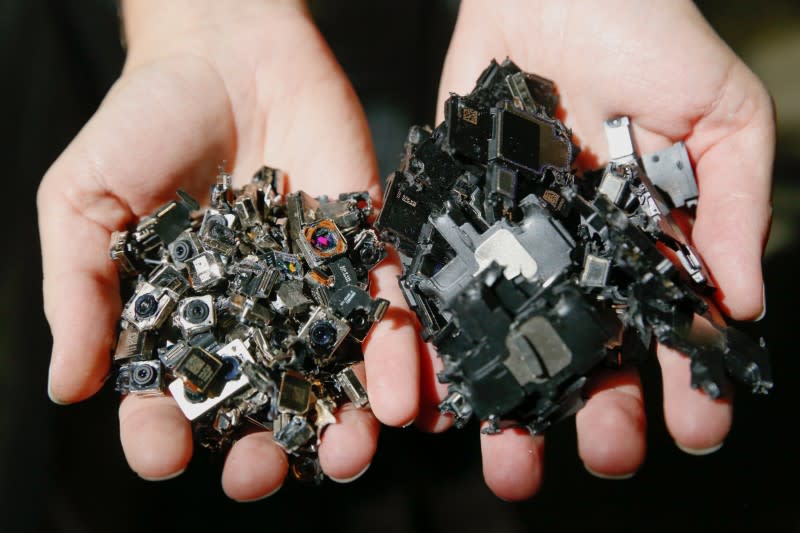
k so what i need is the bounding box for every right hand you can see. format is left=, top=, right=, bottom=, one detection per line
left=428, top=0, right=774, bottom=501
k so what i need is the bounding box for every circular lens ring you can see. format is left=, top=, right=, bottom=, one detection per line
left=359, top=244, right=380, bottom=266
left=221, top=356, right=241, bottom=381
left=184, top=299, right=210, bottom=324
left=132, top=364, right=155, bottom=385
left=209, top=223, right=228, bottom=240
left=172, top=240, right=191, bottom=261
left=206, top=214, right=227, bottom=228
left=310, top=226, right=338, bottom=253
left=134, top=294, right=158, bottom=318
left=351, top=310, right=369, bottom=331
left=309, top=320, right=337, bottom=349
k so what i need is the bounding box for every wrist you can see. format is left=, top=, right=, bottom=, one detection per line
left=121, top=0, right=308, bottom=69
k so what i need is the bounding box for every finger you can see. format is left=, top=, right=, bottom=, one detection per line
left=38, top=58, right=234, bottom=404
left=688, top=65, right=774, bottom=320
left=119, top=394, right=193, bottom=480
left=481, top=426, right=545, bottom=502
left=222, top=432, right=288, bottom=502
left=576, top=368, right=646, bottom=478
left=657, top=343, right=732, bottom=454
left=415, top=341, right=453, bottom=433
left=39, top=190, right=120, bottom=404
left=318, top=403, right=380, bottom=482
left=362, top=250, right=421, bottom=427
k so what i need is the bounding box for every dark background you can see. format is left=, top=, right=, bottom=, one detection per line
left=2, top=1, right=799, bottom=532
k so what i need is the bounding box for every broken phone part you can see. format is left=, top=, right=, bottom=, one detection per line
left=375, top=58, right=771, bottom=435
left=108, top=58, right=772, bottom=489
left=110, top=166, right=387, bottom=483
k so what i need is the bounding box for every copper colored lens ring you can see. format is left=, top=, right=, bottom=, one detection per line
left=303, top=219, right=347, bottom=258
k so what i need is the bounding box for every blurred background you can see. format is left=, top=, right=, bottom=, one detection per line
left=2, top=1, right=798, bottom=531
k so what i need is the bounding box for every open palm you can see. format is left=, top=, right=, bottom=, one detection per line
left=37, top=2, right=419, bottom=501
left=429, top=0, right=775, bottom=500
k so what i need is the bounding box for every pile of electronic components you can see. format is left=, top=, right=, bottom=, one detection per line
left=107, top=59, right=774, bottom=484
left=110, top=167, right=388, bottom=481
left=376, top=59, right=772, bottom=435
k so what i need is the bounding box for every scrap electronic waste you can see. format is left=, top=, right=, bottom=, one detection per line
left=110, top=167, right=387, bottom=482
left=375, top=59, right=772, bottom=435
left=108, top=58, right=772, bottom=481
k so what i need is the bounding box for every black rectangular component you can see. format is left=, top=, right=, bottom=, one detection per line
left=445, top=95, right=492, bottom=162
left=489, top=107, right=541, bottom=172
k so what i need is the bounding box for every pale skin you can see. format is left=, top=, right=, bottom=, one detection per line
left=37, top=0, right=774, bottom=502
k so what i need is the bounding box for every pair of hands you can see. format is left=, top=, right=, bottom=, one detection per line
left=37, top=0, right=774, bottom=502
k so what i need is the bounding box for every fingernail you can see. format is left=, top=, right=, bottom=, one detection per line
left=328, top=463, right=371, bottom=484
left=755, top=283, right=767, bottom=322
left=237, top=484, right=283, bottom=503
left=675, top=441, right=724, bottom=456
left=47, top=364, right=67, bottom=406
left=402, top=418, right=416, bottom=428
left=584, top=464, right=636, bottom=480
left=138, top=468, right=186, bottom=482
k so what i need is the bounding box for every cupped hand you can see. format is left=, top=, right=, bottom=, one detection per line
left=429, top=0, right=775, bottom=500
left=37, top=0, right=419, bottom=501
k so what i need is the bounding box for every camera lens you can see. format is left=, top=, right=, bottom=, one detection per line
left=132, top=364, right=156, bottom=386
left=184, top=299, right=210, bottom=324
left=309, top=320, right=337, bottom=349
left=134, top=294, right=158, bottom=318
left=350, top=310, right=369, bottom=331
left=309, top=226, right=338, bottom=253
left=209, top=223, right=228, bottom=240
left=206, top=214, right=226, bottom=228
left=358, top=243, right=380, bottom=266
left=172, top=240, right=192, bottom=261
left=221, top=356, right=241, bottom=381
